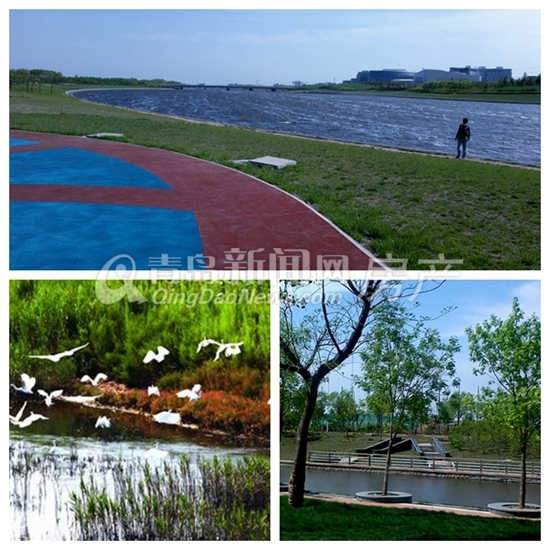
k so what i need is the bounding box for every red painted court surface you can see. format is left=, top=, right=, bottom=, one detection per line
left=10, top=130, right=386, bottom=271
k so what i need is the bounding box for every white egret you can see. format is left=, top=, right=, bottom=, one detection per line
left=12, top=411, right=49, bottom=428
left=196, top=338, right=221, bottom=353
left=28, top=342, right=89, bottom=362
left=153, top=411, right=181, bottom=425
left=197, top=338, right=243, bottom=360
left=11, top=373, right=37, bottom=394
left=9, top=402, right=28, bottom=424
left=143, top=346, right=169, bottom=364
left=80, top=373, right=108, bottom=386
left=95, top=416, right=111, bottom=428
left=37, top=389, right=64, bottom=407
left=144, top=443, right=169, bottom=460
left=147, top=385, right=160, bottom=396
left=214, top=342, right=243, bottom=361
left=59, top=394, right=103, bottom=404
left=176, top=384, right=202, bottom=401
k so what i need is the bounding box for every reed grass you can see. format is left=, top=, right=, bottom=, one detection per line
left=10, top=443, right=270, bottom=541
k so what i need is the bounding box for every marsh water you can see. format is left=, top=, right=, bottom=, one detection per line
left=71, top=88, right=540, bottom=166
left=9, top=399, right=266, bottom=540
left=280, top=464, right=541, bottom=509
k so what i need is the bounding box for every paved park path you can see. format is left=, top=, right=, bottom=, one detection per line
left=10, top=130, right=385, bottom=272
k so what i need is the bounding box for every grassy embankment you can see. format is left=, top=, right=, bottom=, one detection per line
left=279, top=431, right=540, bottom=462
left=280, top=497, right=540, bottom=540
left=10, top=85, right=540, bottom=270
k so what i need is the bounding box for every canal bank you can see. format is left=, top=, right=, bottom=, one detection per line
left=280, top=461, right=541, bottom=509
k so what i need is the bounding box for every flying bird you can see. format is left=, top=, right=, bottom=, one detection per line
left=10, top=373, right=36, bottom=394
left=95, top=416, right=111, bottom=429
left=59, top=394, right=103, bottom=404
left=9, top=402, right=28, bottom=425
left=143, top=346, right=170, bottom=364
left=11, top=411, right=49, bottom=429
left=37, top=389, right=64, bottom=407
left=197, top=338, right=244, bottom=360
left=214, top=342, right=244, bottom=361
left=147, top=385, right=160, bottom=396
left=153, top=411, right=181, bottom=425
left=176, top=384, right=202, bottom=401
left=80, top=373, right=108, bottom=386
left=196, top=338, right=221, bottom=353
left=28, top=342, right=89, bottom=362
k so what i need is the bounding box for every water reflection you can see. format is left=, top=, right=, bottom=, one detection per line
left=280, top=464, right=541, bottom=508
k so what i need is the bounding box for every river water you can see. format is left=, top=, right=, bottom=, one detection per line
left=9, top=399, right=265, bottom=540
left=70, top=88, right=540, bottom=166
left=280, top=464, right=541, bottom=509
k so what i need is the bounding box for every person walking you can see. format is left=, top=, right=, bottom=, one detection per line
left=454, top=117, right=471, bottom=159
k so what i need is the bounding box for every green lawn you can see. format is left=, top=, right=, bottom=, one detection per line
left=10, top=85, right=540, bottom=270
left=280, top=497, right=541, bottom=540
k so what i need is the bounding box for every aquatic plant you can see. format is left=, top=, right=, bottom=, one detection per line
left=70, top=454, right=270, bottom=540
left=10, top=442, right=269, bottom=541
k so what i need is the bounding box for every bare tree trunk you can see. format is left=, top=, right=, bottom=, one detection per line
left=288, top=378, right=320, bottom=508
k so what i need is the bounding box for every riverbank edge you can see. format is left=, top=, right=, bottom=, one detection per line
left=58, top=392, right=271, bottom=450
left=64, top=89, right=540, bottom=171
left=279, top=460, right=541, bottom=484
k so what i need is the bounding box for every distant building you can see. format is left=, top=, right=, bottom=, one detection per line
left=355, top=69, right=415, bottom=84
left=413, top=69, right=480, bottom=85
left=350, top=65, right=513, bottom=86
left=449, top=66, right=512, bottom=82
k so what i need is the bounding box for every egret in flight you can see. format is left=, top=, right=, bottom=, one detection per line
left=11, top=411, right=49, bottom=429
left=148, top=385, right=160, bottom=396
left=10, top=374, right=36, bottom=394
left=9, top=402, right=28, bottom=425
left=28, top=342, right=89, bottom=362
left=143, top=346, right=170, bottom=364
left=196, top=338, right=243, bottom=360
left=177, top=384, right=202, bottom=401
left=37, top=389, right=64, bottom=407
left=80, top=373, right=108, bottom=386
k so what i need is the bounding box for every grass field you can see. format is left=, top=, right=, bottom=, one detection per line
left=280, top=497, right=541, bottom=540
left=10, top=85, right=540, bottom=270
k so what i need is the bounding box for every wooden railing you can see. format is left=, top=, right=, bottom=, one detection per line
left=306, top=450, right=541, bottom=479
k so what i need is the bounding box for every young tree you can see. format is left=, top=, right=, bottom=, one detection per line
left=356, top=301, right=460, bottom=495
left=280, top=279, right=450, bottom=508
left=466, top=297, right=540, bottom=508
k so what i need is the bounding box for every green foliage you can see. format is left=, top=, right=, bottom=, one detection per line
left=357, top=301, right=460, bottom=434
left=465, top=297, right=541, bottom=439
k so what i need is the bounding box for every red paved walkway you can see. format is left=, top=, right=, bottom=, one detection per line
left=10, top=130, right=386, bottom=271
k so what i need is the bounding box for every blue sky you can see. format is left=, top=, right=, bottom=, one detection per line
left=9, top=6, right=541, bottom=85
left=288, top=277, right=541, bottom=398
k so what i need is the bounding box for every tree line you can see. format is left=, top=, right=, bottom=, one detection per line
left=9, top=68, right=182, bottom=89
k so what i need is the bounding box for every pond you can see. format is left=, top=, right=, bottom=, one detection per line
left=9, top=398, right=267, bottom=540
